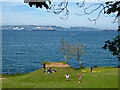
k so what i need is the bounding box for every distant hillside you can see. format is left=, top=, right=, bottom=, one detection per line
left=1, top=25, right=101, bottom=31
left=69, top=26, right=101, bottom=31
left=50, top=26, right=101, bottom=31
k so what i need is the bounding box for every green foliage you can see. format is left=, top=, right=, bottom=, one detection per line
left=27, top=0, right=51, bottom=9
left=102, top=35, right=120, bottom=60
left=105, top=1, right=120, bottom=16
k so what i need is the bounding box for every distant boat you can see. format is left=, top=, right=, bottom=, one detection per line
left=12, top=27, right=24, bottom=30
left=33, top=26, right=55, bottom=31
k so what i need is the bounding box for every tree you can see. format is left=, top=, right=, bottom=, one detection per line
left=59, top=38, right=71, bottom=63
left=105, top=1, right=120, bottom=18
left=100, top=1, right=120, bottom=59
left=102, top=35, right=120, bottom=60
left=24, top=0, right=51, bottom=9
left=104, top=1, right=120, bottom=31
left=71, top=43, right=85, bottom=68
left=59, top=39, right=86, bottom=68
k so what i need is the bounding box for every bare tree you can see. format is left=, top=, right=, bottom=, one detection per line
left=59, top=39, right=86, bottom=67
left=71, top=43, right=85, bottom=68
left=59, top=38, right=71, bottom=63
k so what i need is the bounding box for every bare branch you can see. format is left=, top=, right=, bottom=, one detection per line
left=84, top=3, right=104, bottom=14
left=111, top=16, right=118, bottom=23
left=76, top=0, right=119, bottom=24
left=76, top=0, right=85, bottom=8
left=47, top=0, right=69, bottom=20
left=88, top=8, right=104, bottom=24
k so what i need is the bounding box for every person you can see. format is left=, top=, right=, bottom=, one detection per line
left=48, top=67, right=52, bottom=73
left=53, top=69, right=56, bottom=72
left=66, top=74, right=70, bottom=81
left=79, top=74, right=81, bottom=83
left=43, top=63, right=46, bottom=72
left=90, top=66, right=93, bottom=73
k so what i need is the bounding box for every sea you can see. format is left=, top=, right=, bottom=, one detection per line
left=2, top=30, right=118, bottom=74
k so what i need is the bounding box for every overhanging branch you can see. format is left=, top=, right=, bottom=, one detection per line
left=47, top=0, right=69, bottom=20
left=76, top=0, right=120, bottom=24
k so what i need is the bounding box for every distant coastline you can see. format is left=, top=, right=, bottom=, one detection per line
left=103, top=30, right=117, bottom=31
left=1, top=25, right=102, bottom=31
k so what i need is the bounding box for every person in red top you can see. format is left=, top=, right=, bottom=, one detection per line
left=79, top=74, right=81, bottom=83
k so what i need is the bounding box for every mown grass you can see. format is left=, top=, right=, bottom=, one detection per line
left=2, top=67, right=118, bottom=88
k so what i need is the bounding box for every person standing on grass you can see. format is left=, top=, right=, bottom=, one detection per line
left=79, top=74, right=81, bottom=83
left=43, top=63, right=46, bottom=72
left=66, top=74, right=70, bottom=81
left=90, top=66, right=93, bottom=73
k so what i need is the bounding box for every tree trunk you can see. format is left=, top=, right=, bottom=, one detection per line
left=64, top=55, right=67, bottom=63
left=79, top=58, right=81, bottom=68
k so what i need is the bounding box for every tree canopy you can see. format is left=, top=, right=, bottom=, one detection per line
left=105, top=1, right=120, bottom=16
left=102, top=35, right=120, bottom=60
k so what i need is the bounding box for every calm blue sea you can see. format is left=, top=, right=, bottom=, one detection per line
left=2, top=30, right=118, bottom=74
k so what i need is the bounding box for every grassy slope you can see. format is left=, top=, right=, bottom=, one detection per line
left=2, top=67, right=118, bottom=88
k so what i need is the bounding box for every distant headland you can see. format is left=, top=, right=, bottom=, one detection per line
left=0, top=25, right=103, bottom=31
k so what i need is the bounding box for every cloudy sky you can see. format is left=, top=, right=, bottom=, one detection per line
left=1, top=0, right=118, bottom=30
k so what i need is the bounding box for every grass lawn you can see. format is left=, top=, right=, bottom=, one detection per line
left=2, top=67, right=118, bottom=88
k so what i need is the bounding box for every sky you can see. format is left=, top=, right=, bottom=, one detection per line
left=0, top=0, right=118, bottom=30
